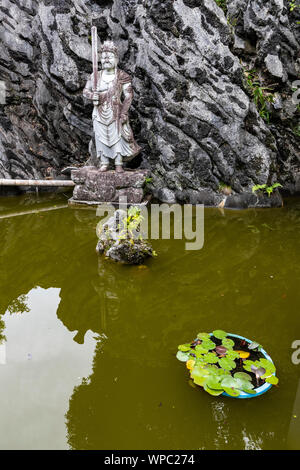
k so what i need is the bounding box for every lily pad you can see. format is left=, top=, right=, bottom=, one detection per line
left=248, top=341, right=260, bottom=350
left=212, top=329, right=228, bottom=339
left=223, top=387, right=240, bottom=397
left=186, top=359, right=195, bottom=370
left=197, top=332, right=211, bottom=340
left=206, top=376, right=223, bottom=391
left=226, top=350, right=240, bottom=360
left=221, top=376, right=239, bottom=388
left=216, top=345, right=227, bottom=355
left=259, top=359, right=276, bottom=374
left=178, top=344, right=191, bottom=352
left=242, top=388, right=256, bottom=395
left=265, top=375, right=279, bottom=385
left=218, top=357, right=236, bottom=371
left=236, top=350, right=250, bottom=359
left=243, top=360, right=256, bottom=371
left=204, top=384, right=224, bottom=396
left=176, top=351, right=189, bottom=362
left=195, top=345, right=209, bottom=355
left=190, top=366, right=210, bottom=386
left=234, top=372, right=252, bottom=382
left=201, top=339, right=216, bottom=350
left=222, top=338, right=235, bottom=349
left=203, top=352, right=219, bottom=364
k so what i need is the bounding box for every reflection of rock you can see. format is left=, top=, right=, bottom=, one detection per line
left=96, top=209, right=154, bottom=264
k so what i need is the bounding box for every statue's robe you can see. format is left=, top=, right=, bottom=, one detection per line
left=83, top=69, right=141, bottom=161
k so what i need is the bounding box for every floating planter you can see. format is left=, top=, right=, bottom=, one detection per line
left=176, top=330, right=278, bottom=398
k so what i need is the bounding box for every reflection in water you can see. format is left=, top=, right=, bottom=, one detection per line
left=242, top=430, right=262, bottom=450
left=0, top=342, right=6, bottom=365
left=212, top=401, right=229, bottom=448
left=0, top=194, right=299, bottom=449
left=287, top=379, right=300, bottom=450
left=7, top=294, right=30, bottom=315
left=0, top=286, right=96, bottom=450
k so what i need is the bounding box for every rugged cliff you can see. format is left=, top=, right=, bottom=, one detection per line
left=0, top=0, right=299, bottom=204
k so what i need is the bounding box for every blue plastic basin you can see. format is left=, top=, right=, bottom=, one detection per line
left=209, top=332, right=274, bottom=399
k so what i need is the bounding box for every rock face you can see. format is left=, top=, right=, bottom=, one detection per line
left=0, top=0, right=299, bottom=205
left=70, top=167, right=150, bottom=204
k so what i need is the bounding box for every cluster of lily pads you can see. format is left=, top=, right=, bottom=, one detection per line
left=176, top=330, right=278, bottom=397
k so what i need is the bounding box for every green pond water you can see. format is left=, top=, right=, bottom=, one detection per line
left=0, top=193, right=299, bottom=450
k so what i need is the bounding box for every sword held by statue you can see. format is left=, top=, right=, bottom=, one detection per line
left=91, top=26, right=99, bottom=105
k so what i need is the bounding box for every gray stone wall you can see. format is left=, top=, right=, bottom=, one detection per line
left=0, top=0, right=299, bottom=202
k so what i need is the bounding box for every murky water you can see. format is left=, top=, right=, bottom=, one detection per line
left=0, top=193, right=299, bottom=450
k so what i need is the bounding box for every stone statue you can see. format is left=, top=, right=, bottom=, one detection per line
left=83, top=32, right=141, bottom=172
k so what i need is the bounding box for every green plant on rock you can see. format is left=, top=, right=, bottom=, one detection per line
left=215, top=0, right=227, bottom=13
left=252, top=182, right=282, bottom=197
left=118, top=206, right=144, bottom=241
left=244, top=69, right=275, bottom=123
left=289, top=0, right=300, bottom=21
left=293, top=124, right=300, bottom=137
left=218, top=182, right=232, bottom=195
left=289, top=1, right=299, bottom=10
left=143, top=177, right=153, bottom=195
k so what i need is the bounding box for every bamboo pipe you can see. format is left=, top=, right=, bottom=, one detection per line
left=0, top=179, right=75, bottom=187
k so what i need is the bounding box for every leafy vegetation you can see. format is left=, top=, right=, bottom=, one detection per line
left=244, top=69, right=275, bottom=122
left=218, top=182, right=232, bottom=195
left=0, top=319, right=6, bottom=345
left=289, top=1, right=299, bottom=10
left=248, top=341, right=262, bottom=352
left=7, top=295, right=30, bottom=315
left=118, top=206, right=145, bottom=240
left=143, top=177, right=153, bottom=195
left=215, top=0, right=227, bottom=13
left=293, top=123, right=300, bottom=137
left=176, top=330, right=278, bottom=397
left=243, top=358, right=279, bottom=386
left=289, top=1, right=300, bottom=24
left=252, top=182, right=282, bottom=197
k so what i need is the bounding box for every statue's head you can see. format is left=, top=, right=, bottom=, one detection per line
left=100, top=41, right=118, bottom=70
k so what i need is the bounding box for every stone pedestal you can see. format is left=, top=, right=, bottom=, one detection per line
left=68, top=166, right=151, bottom=206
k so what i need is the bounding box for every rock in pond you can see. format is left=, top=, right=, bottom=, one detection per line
left=96, top=209, right=154, bottom=265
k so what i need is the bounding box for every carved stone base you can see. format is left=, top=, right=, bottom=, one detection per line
left=69, top=166, right=151, bottom=206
